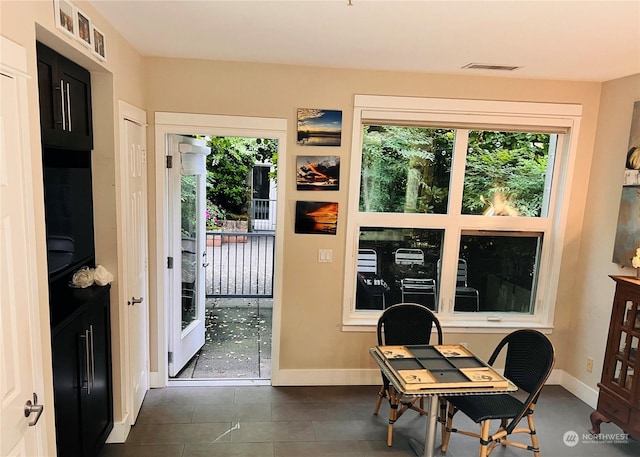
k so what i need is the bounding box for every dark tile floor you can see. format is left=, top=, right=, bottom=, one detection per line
left=99, top=385, right=640, bottom=457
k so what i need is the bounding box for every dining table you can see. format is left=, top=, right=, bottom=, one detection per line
left=369, top=344, right=517, bottom=457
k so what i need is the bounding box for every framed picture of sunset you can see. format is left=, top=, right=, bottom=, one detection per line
left=297, top=109, right=342, bottom=146
left=294, top=201, right=338, bottom=235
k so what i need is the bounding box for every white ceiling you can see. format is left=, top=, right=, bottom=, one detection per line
left=89, top=0, right=640, bottom=82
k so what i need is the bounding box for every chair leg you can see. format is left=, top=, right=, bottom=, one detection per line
left=438, top=399, right=448, bottom=447
left=373, top=385, right=385, bottom=415
left=527, top=411, right=541, bottom=457
left=479, top=420, right=491, bottom=457
left=440, top=402, right=455, bottom=452
left=387, top=386, right=399, bottom=446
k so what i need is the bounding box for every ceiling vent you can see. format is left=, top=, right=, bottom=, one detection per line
left=462, top=63, right=521, bottom=71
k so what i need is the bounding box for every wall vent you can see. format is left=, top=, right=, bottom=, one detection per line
left=462, top=63, right=521, bottom=71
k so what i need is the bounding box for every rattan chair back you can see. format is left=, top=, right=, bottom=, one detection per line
left=489, top=329, right=555, bottom=432
left=377, top=302, right=443, bottom=346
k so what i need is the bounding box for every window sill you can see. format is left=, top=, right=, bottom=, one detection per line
left=342, top=320, right=554, bottom=334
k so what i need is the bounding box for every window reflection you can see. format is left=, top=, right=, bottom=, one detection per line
left=459, top=232, right=541, bottom=313
left=356, top=227, right=443, bottom=310
left=355, top=228, right=543, bottom=314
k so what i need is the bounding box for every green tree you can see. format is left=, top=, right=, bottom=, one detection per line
left=463, top=131, right=549, bottom=216
left=206, top=136, right=277, bottom=218
left=360, top=126, right=453, bottom=213
left=360, top=127, right=549, bottom=217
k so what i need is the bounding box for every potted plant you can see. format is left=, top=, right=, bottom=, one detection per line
left=206, top=200, right=225, bottom=246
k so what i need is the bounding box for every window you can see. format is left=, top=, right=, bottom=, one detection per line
left=344, top=96, right=582, bottom=329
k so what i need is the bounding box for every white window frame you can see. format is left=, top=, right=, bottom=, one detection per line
left=342, top=95, right=582, bottom=332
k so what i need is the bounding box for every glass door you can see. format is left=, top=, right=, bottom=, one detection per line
left=168, top=135, right=209, bottom=377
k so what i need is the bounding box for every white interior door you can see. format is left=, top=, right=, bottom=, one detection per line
left=167, top=135, right=208, bottom=376
left=123, top=114, right=149, bottom=422
left=0, top=47, right=49, bottom=456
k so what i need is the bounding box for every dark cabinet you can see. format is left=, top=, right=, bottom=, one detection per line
left=590, top=276, right=640, bottom=439
left=36, top=42, right=93, bottom=151
left=51, top=285, right=113, bottom=457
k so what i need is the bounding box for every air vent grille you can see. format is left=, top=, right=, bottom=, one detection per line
left=462, top=63, right=521, bottom=71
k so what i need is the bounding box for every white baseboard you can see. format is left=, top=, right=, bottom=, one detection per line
left=274, top=368, right=599, bottom=409
left=105, top=411, right=130, bottom=444
left=552, top=369, right=599, bottom=409
left=149, top=371, right=164, bottom=388
left=274, top=369, right=381, bottom=386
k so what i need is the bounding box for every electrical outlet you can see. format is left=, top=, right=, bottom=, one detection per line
left=586, top=357, right=594, bottom=373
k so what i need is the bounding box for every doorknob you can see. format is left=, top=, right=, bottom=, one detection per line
left=128, top=297, right=144, bottom=305
left=24, top=393, right=44, bottom=426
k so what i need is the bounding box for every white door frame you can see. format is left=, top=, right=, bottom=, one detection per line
left=152, top=112, right=287, bottom=386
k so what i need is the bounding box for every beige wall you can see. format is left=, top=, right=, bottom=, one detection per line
left=565, top=74, right=640, bottom=392
left=143, top=57, right=603, bottom=373
left=1, top=0, right=145, bottom=435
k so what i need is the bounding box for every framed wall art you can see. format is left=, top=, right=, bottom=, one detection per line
left=297, top=108, right=342, bottom=146
left=612, top=100, right=640, bottom=267
left=296, top=155, right=340, bottom=191
left=92, top=24, right=107, bottom=61
left=75, top=7, right=92, bottom=47
left=54, top=0, right=76, bottom=38
left=294, top=201, right=339, bottom=235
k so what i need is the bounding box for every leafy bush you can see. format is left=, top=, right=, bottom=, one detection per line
left=206, top=136, right=277, bottom=218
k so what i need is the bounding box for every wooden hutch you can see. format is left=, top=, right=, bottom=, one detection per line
left=590, top=275, right=640, bottom=439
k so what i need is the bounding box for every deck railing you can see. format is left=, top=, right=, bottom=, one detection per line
left=205, top=231, right=275, bottom=298
left=250, top=198, right=277, bottom=232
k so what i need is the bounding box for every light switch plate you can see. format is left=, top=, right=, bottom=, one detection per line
left=318, top=249, right=333, bottom=263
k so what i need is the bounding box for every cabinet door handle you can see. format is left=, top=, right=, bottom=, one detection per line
left=59, top=79, right=66, bottom=131
left=24, top=393, right=44, bottom=427
left=65, top=82, right=71, bottom=132
left=89, top=325, right=95, bottom=391
left=129, top=297, right=143, bottom=305
left=81, top=330, right=91, bottom=394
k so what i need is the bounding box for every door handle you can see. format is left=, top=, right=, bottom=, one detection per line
left=24, top=393, right=44, bottom=426
left=89, top=325, right=95, bottom=391
left=203, top=250, right=209, bottom=268
left=65, top=81, right=71, bottom=132
left=81, top=330, right=91, bottom=394
left=59, top=79, right=66, bottom=131
left=129, top=297, right=144, bottom=305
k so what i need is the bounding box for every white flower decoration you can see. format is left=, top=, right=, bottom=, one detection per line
left=71, top=266, right=94, bottom=288
left=632, top=248, right=640, bottom=269
left=93, top=265, right=114, bottom=286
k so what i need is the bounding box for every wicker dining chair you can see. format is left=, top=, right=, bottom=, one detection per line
left=440, top=329, right=555, bottom=457
left=373, top=302, right=443, bottom=446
